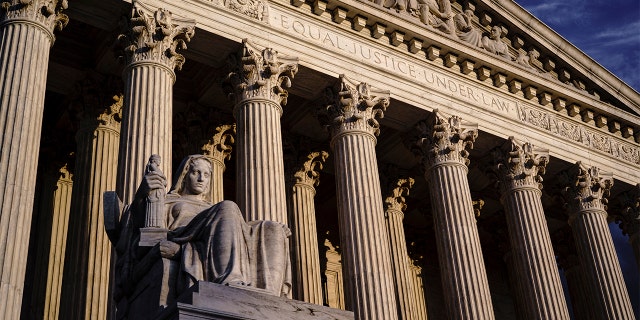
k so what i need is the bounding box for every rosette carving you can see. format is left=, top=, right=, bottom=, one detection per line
left=201, top=124, right=236, bottom=164
left=116, top=1, right=195, bottom=70
left=384, top=178, right=414, bottom=214
left=1, top=0, right=68, bottom=33
left=492, top=137, right=549, bottom=193
left=318, top=74, right=390, bottom=138
left=224, top=39, right=299, bottom=106
left=293, top=151, right=328, bottom=187
left=616, top=184, right=640, bottom=237
left=408, top=109, right=477, bottom=168
left=561, top=162, right=613, bottom=217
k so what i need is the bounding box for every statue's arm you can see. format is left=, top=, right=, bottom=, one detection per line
left=104, top=191, right=124, bottom=244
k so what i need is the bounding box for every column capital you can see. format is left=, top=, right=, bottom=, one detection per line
left=319, top=74, right=389, bottom=140
left=562, top=162, right=613, bottom=218
left=384, top=177, right=414, bottom=215
left=293, top=151, right=328, bottom=188
left=409, top=109, right=478, bottom=169
left=201, top=124, right=236, bottom=164
left=224, top=39, right=299, bottom=108
left=1, top=0, right=68, bottom=35
left=492, top=137, right=549, bottom=193
left=117, top=1, right=195, bottom=71
left=616, top=184, right=640, bottom=237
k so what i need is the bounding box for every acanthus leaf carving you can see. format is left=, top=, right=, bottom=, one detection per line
left=1, top=0, right=68, bottom=33
left=116, top=1, right=195, bottom=71
left=408, top=109, right=478, bottom=169
left=224, top=39, right=298, bottom=107
left=384, top=177, right=414, bottom=214
left=96, top=94, right=124, bottom=130
left=201, top=124, right=237, bottom=164
left=616, top=184, right=640, bottom=237
left=492, top=137, right=549, bottom=193
left=318, top=74, right=390, bottom=139
left=293, top=151, right=329, bottom=188
left=561, top=162, right=614, bottom=219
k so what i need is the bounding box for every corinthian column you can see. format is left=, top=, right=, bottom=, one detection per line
left=318, top=75, right=398, bottom=320
left=491, top=137, right=569, bottom=319
left=288, top=151, right=328, bottom=304
left=201, top=124, right=236, bottom=204
left=408, top=110, right=494, bottom=320
left=0, top=1, right=67, bottom=317
left=115, top=1, right=195, bottom=203
left=561, top=163, right=635, bottom=319
left=59, top=94, right=123, bottom=320
left=384, top=177, right=418, bottom=320
left=617, top=184, right=640, bottom=269
left=224, top=40, right=298, bottom=224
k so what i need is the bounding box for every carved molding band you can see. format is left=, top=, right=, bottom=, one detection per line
left=562, top=162, right=614, bottom=221
left=0, top=0, right=68, bottom=35
left=117, top=1, right=195, bottom=71
left=409, top=109, right=478, bottom=170
left=224, top=39, right=299, bottom=107
left=318, top=74, right=390, bottom=141
left=492, top=137, right=549, bottom=194
left=293, top=151, right=328, bottom=187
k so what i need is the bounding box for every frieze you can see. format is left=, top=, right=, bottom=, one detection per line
left=198, top=0, right=269, bottom=23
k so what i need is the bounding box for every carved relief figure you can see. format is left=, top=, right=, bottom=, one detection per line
left=482, top=26, right=510, bottom=59
left=515, top=49, right=540, bottom=71
left=108, top=155, right=292, bottom=310
left=417, top=0, right=455, bottom=35
left=453, top=10, right=483, bottom=48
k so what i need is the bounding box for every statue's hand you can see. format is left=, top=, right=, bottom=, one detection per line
left=159, top=240, right=181, bottom=259
left=139, top=171, right=167, bottom=197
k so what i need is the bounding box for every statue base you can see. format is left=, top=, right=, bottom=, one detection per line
left=156, top=281, right=354, bottom=320
left=139, top=227, right=169, bottom=247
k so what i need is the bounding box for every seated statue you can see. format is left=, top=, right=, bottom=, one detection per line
left=482, top=26, right=511, bottom=59
left=106, top=155, right=291, bottom=316
left=417, top=0, right=455, bottom=35
left=453, top=10, right=483, bottom=48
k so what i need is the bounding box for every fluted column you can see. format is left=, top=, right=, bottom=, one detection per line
left=201, top=124, right=236, bottom=203
left=323, top=238, right=346, bottom=310
left=408, top=110, right=494, bottom=320
left=115, top=1, right=195, bottom=203
left=288, top=151, right=328, bottom=304
left=0, top=1, right=67, bottom=318
left=617, top=184, right=640, bottom=269
left=492, top=137, right=569, bottom=319
left=318, top=75, right=398, bottom=320
left=384, top=178, right=418, bottom=320
left=224, top=40, right=298, bottom=224
left=59, top=95, right=122, bottom=320
left=408, top=260, right=428, bottom=320
left=561, top=163, right=635, bottom=319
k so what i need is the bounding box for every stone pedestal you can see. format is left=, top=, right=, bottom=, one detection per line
left=59, top=95, right=122, bottom=320
left=562, top=163, right=635, bottom=320
left=409, top=110, right=494, bottom=320
left=492, top=137, right=569, bottom=319
left=0, top=1, right=67, bottom=317
left=201, top=124, right=236, bottom=203
left=288, top=151, right=328, bottom=304
left=115, top=2, right=195, bottom=203
left=384, top=178, right=418, bottom=320
left=320, top=75, right=398, bottom=320
left=225, top=40, right=298, bottom=224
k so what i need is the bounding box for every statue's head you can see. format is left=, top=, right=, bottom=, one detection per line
left=170, top=155, right=213, bottom=199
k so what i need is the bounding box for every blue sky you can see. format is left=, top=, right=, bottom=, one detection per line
left=515, top=0, right=640, bottom=313
left=515, top=0, right=640, bottom=93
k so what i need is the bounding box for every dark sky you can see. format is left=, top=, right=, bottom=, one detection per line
left=515, top=0, right=640, bottom=314
left=514, top=0, right=640, bottom=93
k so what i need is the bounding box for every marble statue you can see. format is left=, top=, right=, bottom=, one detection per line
left=106, top=155, right=292, bottom=315
left=482, top=26, right=511, bottom=59
left=417, top=0, right=455, bottom=35
left=454, top=10, right=483, bottom=48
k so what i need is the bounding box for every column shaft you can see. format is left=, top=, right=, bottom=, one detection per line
left=0, top=4, right=64, bottom=316
left=428, top=164, right=494, bottom=319
left=571, top=211, right=635, bottom=319
left=387, top=209, right=416, bottom=319
left=235, top=100, right=287, bottom=223
left=60, top=118, right=120, bottom=319
left=564, top=264, right=593, bottom=320
left=290, top=183, right=323, bottom=304
left=333, top=133, right=398, bottom=320
left=116, top=63, right=173, bottom=203
left=209, top=157, right=226, bottom=203
left=409, top=262, right=428, bottom=320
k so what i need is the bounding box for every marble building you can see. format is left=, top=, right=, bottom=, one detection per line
left=0, top=0, right=638, bottom=319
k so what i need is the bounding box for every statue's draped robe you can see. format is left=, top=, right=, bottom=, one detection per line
left=167, top=199, right=292, bottom=297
